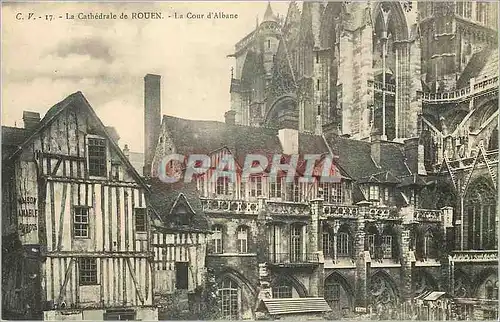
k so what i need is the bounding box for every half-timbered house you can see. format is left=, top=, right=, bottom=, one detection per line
left=2, top=92, right=158, bottom=320
left=146, top=179, right=211, bottom=319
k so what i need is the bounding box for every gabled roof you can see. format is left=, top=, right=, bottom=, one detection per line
left=257, top=297, right=331, bottom=315
left=398, top=173, right=428, bottom=187
left=3, top=92, right=147, bottom=189
left=147, top=178, right=210, bottom=232
left=359, top=171, right=401, bottom=184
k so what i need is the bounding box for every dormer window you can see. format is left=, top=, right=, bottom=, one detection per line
left=369, top=185, right=380, bottom=201
left=249, top=176, right=262, bottom=198
left=88, top=137, right=107, bottom=177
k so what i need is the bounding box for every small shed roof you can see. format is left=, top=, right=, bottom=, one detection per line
left=416, top=291, right=450, bottom=301
left=257, top=297, right=331, bottom=316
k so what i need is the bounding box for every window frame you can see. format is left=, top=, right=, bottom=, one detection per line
left=213, top=225, right=223, bottom=254
left=73, top=206, right=90, bottom=239
left=134, top=208, right=147, bottom=233
left=382, top=235, right=393, bottom=259
left=87, top=135, right=108, bottom=178
left=337, top=232, right=350, bottom=257
left=237, top=226, right=248, bottom=253
left=369, top=185, right=380, bottom=201
left=79, top=257, right=98, bottom=286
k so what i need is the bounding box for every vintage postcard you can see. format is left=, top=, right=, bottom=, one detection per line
left=1, top=1, right=498, bottom=321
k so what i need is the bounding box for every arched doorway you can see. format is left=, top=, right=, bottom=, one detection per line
left=218, top=276, right=240, bottom=320
left=270, top=275, right=307, bottom=299
left=370, top=271, right=400, bottom=319
left=324, top=272, right=354, bottom=316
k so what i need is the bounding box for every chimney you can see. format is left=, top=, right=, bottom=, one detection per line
left=105, top=126, right=120, bottom=144
left=322, top=122, right=339, bottom=138
left=144, top=74, right=162, bottom=177
left=404, top=138, right=427, bottom=175
left=123, top=144, right=130, bottom=160
left=224, top=110, right=236, bottom=125
left=314, top=110, right=322, bottom=135
left=23, top=111, right=40, bottom=131
left=278, top=128, right=299, bottom=155
left=371, top=134, right=382, bottom=167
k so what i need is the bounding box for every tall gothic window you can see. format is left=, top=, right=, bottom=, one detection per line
left=465, top=178, right=497, bottom=250
left=290, top=224, right=303, bottom=262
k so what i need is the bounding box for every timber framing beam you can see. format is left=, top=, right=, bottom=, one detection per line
left=45, top=251, right=154, bottom=258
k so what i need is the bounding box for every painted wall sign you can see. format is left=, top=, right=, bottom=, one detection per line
left=18, top=195, right=39, bottom=240
left=16, top=162, right=40, bottom=245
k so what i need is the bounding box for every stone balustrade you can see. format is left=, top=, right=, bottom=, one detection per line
left=200, top=198, right=260, bottom=215
left=415, top=209, right=442, bottom=222
left=366, top=206, right=400, bottom=220
left=266, top=201, right=310, bottom=216
left=367, top=80, right=396, bottom=94
left=323, top=204, right=358, bottom=218
left=450, top=250, right=498, bottom=263
left=200, top=198, right=446, bottom=225
left=419, top=76, right=498, bottom=103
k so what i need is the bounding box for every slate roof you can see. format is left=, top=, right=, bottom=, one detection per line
left=456, top=46, right=498, bottom=88
left=162, top=116, right=351, bottom=180
left=162, top=115, right=283, bottom=167
left=146, top=178, right=210, bottom=232
left=323, top=133, right=411, bottom=181
left=128, top=151, right=144, bottom=176
left=2, top=126, right=28, bottom=160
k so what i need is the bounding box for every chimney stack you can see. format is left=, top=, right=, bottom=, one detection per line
left=315, top=114, right=323, bottom=135
left=105, top=126, right=120, bottom=144
left=224, top=110, right=236, bottom=125
left=123, top=144, right=130, bottom=160
left=144, top=74, right=162, bottom=178
left=404, top=138, right=427, bottom=175
left=278, top=128, right=299, bottom=155
left=371, top=134, right=382, bottom=167
left=23, top=111, right=40, bottom=131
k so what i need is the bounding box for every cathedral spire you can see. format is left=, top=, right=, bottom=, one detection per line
left=263, top=1, right=277, bottom=22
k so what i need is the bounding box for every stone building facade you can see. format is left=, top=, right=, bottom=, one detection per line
left=223, top=1, right=498, bottom=320
left=146, top=1, right=497, bottom=320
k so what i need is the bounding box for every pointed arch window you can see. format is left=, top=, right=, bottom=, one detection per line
left=465, top=179, right=497, bottom=250
left=272, top=280, right=293, bottom=298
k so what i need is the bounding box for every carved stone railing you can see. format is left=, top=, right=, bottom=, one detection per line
left=415, top=209, right=442, bottom=222
left=323, top=204, right=359, bottom=218
left=446, top=148, right=498, bottom=170
left=366, top=207, right=400, bottom=220
left=267, top=252, right=319, bottom=264
left=419, top=76, right=498, bottom=104
left=367, top=80, right=396, bottom=94
left=450, top=250, right=498, bottom=263
left=200, top=198, right=260, bottom=215
left=266, top=201, right=310, bottom=216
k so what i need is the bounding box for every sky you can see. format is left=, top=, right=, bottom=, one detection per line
left=2, top=1, right=289, bottom=153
